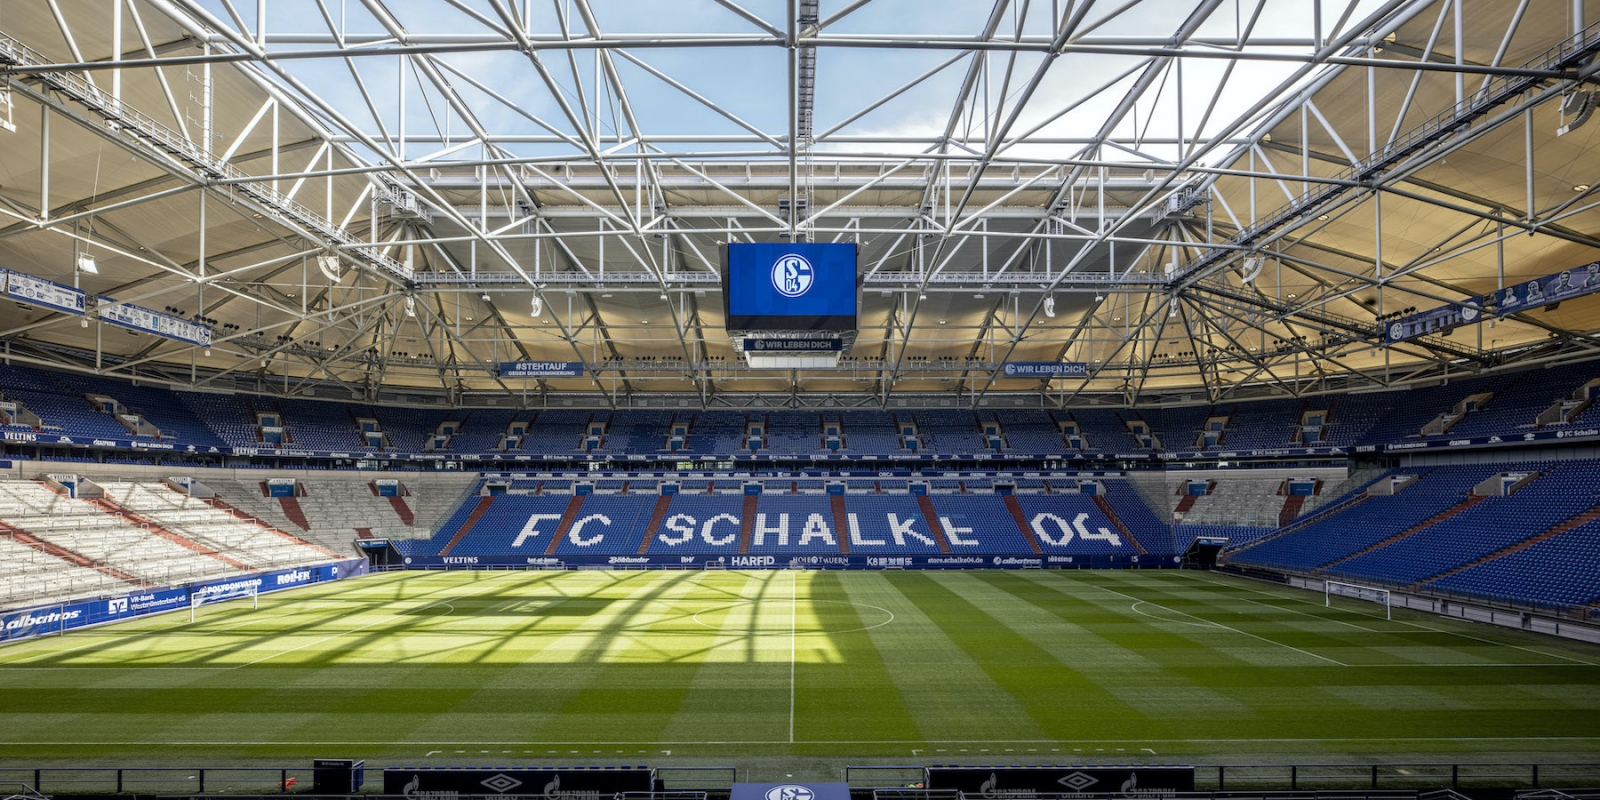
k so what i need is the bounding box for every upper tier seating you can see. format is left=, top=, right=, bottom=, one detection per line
left=519, top=409, right=593, bottom=456
left=915, top=410, right=986, bottom=453
left=764, top=412, right=824, bottom=456
left=4, top=362, right=1600, bottom=459
left=1068, top=409, right=1145, bottom=453
left=994, top=409, right=1067, bottom=454
left=685, top=411, right=747, bottom=456
left=444, top=410, right=522, bottom=453
left=840, top=411, right=903, bottom=454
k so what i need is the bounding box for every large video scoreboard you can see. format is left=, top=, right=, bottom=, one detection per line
left=722, top=242, right=858, bottom=331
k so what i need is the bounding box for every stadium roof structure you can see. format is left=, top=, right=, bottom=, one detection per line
left=1, top=0, right=1599, bottom=410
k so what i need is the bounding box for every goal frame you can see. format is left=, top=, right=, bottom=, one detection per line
left=1324, top=579, right=1392, bottom=620
left=190, top=583, right=259, bottom=622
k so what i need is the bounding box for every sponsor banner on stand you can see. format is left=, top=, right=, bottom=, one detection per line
left=0, top=559, right=366, bottom=643
left=1379, top=428, right=1600, bottom=451
left=399, top=553, right=1177, bottom=570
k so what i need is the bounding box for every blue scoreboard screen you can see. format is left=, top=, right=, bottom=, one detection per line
left=723, top=242, right=858, bottom=331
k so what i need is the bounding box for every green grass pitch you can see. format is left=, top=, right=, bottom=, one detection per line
left=1, top=569, right=1597, bottom=774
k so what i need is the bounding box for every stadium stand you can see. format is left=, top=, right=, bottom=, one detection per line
left=1013, top=495, right=1133, bottom=554
left=0, top=476, right=353, bottom=610
left=0, top=480, right=244, bottom=588
left=96, top=481, right=335, bottom=570
left=7, top=352, right=1600, bottom=618
left=1228, top=465, right=1505, bottom=572
left=520, top=410, right=593, bottom=456
left=209, top=473, right=479, bottom=551
left=0, top=533, right=133, bottom=610
left=6, top=362, right=1600, bottom=460
left=915, top=410, right=987, bottom=453
left=647, top=495, right=747, bottom=555
left=1426, top=518, right=1600, bottom=609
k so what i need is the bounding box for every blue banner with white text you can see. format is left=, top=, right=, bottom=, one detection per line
left=0, top=559, right=366, bottom=643
left=499, top=361, right=585, bottom=378
left=1002, top=361, right=1089, bottom=378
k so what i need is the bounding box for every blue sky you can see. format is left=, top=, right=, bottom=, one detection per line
left=199, top=0, right=1391, bottom=166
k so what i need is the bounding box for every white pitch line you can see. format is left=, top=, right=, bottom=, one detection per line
left=1129, top=600, right=1226, bottom=629
left=5, top=735, right=1598, bottom=747
left=1237, top=596, right=1389, bottom=634
left=789, top=568, right=797, bottom=744
left=1182, top=572, right=1600, bottom=668
left=1091, top=579, right=1348, bottom=666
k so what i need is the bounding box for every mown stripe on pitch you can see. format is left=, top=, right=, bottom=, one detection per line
left=0, top=572, right=536, bottom=749
left=1068, top=574, right=1600, bottom=743
left=3, top=570, right=520, bottom=669
left=788, top=570, right=921, bottom=746
left=499, top=571, right=719, bottom=745
left=961, top=572, right=1255, bottom=723
left=842, top=572, right=1049, bottom=743
left=1173, top=571, right=1591, bottom=666
left=886, top=571, right=1153, bottom=742
left=274, top=570, right=694, bottom=747
left=658, top=571, right=792, bottom=744
left=1101, top=572, right=1506, bottom=667
left=1008, top=570, right=1296, bottom=668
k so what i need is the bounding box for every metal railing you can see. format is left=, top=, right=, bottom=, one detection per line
left=0, top=765, right=739, bottom=795
left=843, top=764, right=1600, bottom=793
left=408, top=270, right=1168, bottom=290
left=0, top=763, right=1594, bottom=796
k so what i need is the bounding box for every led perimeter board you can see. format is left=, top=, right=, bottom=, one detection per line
left=723, top=242, right=858, bottom=331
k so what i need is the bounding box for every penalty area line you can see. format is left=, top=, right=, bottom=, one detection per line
left=1090, top=580, right=1347, bottom=666
left=1181, top=572, right=1600, bottom=668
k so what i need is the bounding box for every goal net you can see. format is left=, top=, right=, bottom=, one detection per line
left=190, top=582, right=259, bottom=622
left=1324, top=580, right=1391, bottom=620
